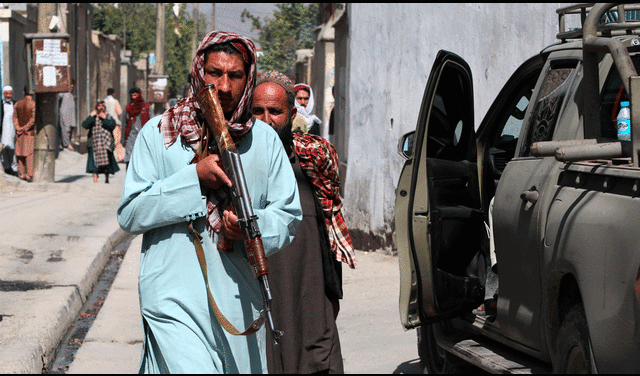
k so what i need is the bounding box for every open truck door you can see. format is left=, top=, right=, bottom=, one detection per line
left=397, top=50, right=487, bottom=328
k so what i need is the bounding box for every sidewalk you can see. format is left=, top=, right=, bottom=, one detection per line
left=0, top=149, right=129, bottom=373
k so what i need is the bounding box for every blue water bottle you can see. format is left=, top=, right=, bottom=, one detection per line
left=617, top=101, right=631, bottom=141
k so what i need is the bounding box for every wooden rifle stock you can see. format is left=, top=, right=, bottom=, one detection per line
left=196, top=84, right=283, bottom=344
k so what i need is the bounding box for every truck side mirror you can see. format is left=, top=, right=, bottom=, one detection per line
left=398, top=131, right=415, bottom=160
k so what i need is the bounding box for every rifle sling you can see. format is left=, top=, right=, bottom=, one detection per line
left=187, top=221, right=265, bottom=336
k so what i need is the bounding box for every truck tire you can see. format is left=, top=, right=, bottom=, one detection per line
left=553, top=305, right=594, bottom=373
left=418, top=323, right=472, bottom=374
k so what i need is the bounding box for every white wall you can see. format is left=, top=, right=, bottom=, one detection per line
left=342, top=3, right=576, bottom=249
left=0, top=9, right=37, bottom=100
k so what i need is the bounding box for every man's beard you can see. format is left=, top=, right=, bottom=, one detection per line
left=275, top=119, right=294, bottom=156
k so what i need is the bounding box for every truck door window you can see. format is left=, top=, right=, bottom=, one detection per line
left=599, top=55, right=640, bottom=139
left=492, top=95, right=531, bottom=172
left=523, top=63, right=578, bottom=156
left=483, top=55, right=543, bottom=176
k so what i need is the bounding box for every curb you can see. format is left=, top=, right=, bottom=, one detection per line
left=18, top=227, right=132, bottom=374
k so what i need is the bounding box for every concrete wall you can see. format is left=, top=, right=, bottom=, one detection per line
left=66, top=3, right=92, bottom=152
left=90, top=31, right=121, bottom=105
left=0, top=9, right=37, bottom=100
left=337, top=3, right=576, bottom=251
left=310, top=21, right=336, bottom=139
left=294, top=49, right=313, bottom=86
left=133, top=54, right=150, bottom=103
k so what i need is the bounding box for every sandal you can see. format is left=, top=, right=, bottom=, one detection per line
left=473, top=298, right=497, bottom=317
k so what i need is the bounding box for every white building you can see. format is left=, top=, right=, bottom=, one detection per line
left=328, top=3, right=576, bottom=252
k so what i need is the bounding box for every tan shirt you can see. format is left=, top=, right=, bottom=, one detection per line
left=13, top=97, right=36, bottom=156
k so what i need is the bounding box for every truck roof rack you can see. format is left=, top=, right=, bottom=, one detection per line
left=557, top=3, right=640, bottom=41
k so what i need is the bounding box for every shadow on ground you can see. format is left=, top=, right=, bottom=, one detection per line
left=393, top=358, right=421, bottom=374
left=57, top=175, right=89, bottom=183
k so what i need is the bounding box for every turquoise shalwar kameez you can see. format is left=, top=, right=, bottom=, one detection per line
left=117, top=116, right=301, bottom=373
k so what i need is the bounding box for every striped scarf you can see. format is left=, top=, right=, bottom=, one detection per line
left=158, top=31, right=257, bottom=238
left=293, top=132, right=357, bottom=268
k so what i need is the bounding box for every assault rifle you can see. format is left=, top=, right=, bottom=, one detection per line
left=196, top=83, right=283, bottom=345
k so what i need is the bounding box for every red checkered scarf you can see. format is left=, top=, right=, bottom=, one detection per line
left=293, top=133, right=357, bottom=268
left=158, top=31, right=257, bottom=238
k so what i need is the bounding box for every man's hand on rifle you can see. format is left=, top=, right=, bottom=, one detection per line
left=196, top=154, right=233, bottom=189
left=222, top=208, right=242, bottom=240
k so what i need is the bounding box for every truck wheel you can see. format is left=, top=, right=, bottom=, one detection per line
left=553, top=305, right=594, bottom=373
left=418, top=323, right=471, bottom=374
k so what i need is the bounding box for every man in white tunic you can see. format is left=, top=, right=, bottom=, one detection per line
left=0, top=86, right=17, bottom=175
left=103, top=88, right=125, bottom=162
left=117, top=31, right=301, bottom=374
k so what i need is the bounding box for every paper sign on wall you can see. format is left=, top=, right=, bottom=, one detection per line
left=43, top=66, right=56, bottom=87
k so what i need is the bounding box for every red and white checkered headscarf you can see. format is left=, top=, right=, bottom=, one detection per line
left=158, top=31, right=257, bottom=239
left=293, top=133, right=357, bottom=268
left=159, top=30, right=257, bottom=150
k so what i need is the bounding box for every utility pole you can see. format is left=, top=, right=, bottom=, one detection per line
left=122, top=5, right=127, bottom=51
left=33, top=3, right=57, bottom=182
left=191, top=3, right=199, bottom=61
left=211, top=3, right=215, bottom=30
left=155, top=3, right=165, bottom=75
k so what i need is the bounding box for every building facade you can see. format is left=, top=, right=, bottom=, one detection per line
left=324, top=3, right=576, bottom=252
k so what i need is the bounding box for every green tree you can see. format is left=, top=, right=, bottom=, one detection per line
left=92, top=4, right=156, bottom=61
left=163, top=3, right=200, bottom=98
left=92, top=3, right=204, bottom=98
left=242, top=3, right=319, bottom=75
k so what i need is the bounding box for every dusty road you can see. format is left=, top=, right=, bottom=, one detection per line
left=337, top=250, right=421, bottom=374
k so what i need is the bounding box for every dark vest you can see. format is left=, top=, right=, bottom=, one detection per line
left=0, top=98, right=15, bottom=138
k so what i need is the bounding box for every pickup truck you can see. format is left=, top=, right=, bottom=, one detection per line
left=394, top=3, right=640, bottom=373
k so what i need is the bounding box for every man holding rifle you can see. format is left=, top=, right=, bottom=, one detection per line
left=117, top=31, right=301, bottom=374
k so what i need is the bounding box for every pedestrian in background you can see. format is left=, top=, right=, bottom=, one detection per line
left=252, top=71, right=357, bottom=374
left=82, top=99, right=119, bottom=183
left=58, top=78, right=76, bottom=151
left=117, top=31, right=301, bottom=373
left=122, top=87, right=152, bottom=170
left=0, top=86, right=17, bottom=176
left=104, top=87, right=124, bottom=162
left=293, top=83, right=322, bottom=135
left=13, top=87, right=35, bottom=182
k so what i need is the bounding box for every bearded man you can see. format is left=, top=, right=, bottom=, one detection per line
left=117, top=32, right=302, bottom=374
left=251, top=71, right=357, bottom=374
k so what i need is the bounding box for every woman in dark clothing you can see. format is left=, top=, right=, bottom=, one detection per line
left=82, top=99, right=119, bottom=183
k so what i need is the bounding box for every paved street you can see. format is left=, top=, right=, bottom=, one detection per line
left=337, top=251, right=421, bottom=374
